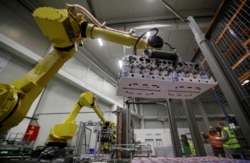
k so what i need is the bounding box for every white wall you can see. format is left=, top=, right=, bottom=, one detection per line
left=0, top=1, right=51, bottom=57
left=134, top=128, right=172, bottom=156
left=134, top=129, right=171, bottom=146
left=62, top=54, right=122, bottom=104
left=132, top=100, right=227, bottom=132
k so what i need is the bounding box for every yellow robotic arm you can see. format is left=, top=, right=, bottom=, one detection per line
left=47, top=92, right=100, bottom=145
left=46, top=91, right=116, bottom=152
left=0, top=4, right=163, bottom=134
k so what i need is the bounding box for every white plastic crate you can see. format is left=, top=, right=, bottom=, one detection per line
left=117, top=71, right=216, bottom=99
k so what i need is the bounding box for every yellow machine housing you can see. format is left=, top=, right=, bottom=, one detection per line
left=46, top=92, right=116, bottom=152
left=32, top=7, right=83, bottom=48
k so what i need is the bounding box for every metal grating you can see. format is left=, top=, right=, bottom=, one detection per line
left=198, top=1, right=250, bottom=156
left=190, top=0, right=250, bottom=120
left=210, top=0, right=250, bottom=94
left=192, top=51, right=225, bottom=105
left=191, top=0, right=250, bottom=106
left=195, top=85, right=226, bottom=104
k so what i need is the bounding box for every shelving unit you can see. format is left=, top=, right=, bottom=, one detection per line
left=211, top=0, right=250, bottom=91
left=192, top=0, right=250, bottom=159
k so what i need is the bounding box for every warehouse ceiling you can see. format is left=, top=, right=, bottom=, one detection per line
left=19, top=0, right=221, bottom=81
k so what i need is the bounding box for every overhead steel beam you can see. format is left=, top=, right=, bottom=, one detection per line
left=160, top=0, right=187, bottom=22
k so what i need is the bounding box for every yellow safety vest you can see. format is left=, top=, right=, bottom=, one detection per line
left=222, top=127, right=240, bottom=149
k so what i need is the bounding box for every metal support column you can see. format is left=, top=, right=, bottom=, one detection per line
left=187, top=16, right=250, bottom=145
left=74, top=122, right=86, bottom=156
left=127, top=107, right=132, bottom=145
left=181, top=99, right=206, bottom=156
left=139, top=103, right=145, bottom=129
left=121, top=109, right=129, bottom=145
left=166, top=99, right=182, bottom=157
left=116, top=108, right=122, bottom=160
left=197, top=100, right=210, bottom=130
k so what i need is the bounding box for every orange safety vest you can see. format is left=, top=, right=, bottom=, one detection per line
left=208, top=132, right=223, bottom=148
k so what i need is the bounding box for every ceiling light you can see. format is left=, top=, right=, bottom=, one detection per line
left=98, top=38, right=103, bottom=46
left=146, top=32, right=150, bottom=40
left=134, top=24, right=171, bottom=30
left=118, top=60, right=123, bottom=69
left=241, top=79, right=249, bottom=86
left=125, top=46, right=131, bottom=49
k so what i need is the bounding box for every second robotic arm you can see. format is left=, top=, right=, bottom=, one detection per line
left=46, top=91, right=116, bottom=153
left=46, top=92, right=97, bottom=146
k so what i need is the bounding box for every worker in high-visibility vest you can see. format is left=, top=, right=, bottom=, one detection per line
left=216, top=122, right=242, bottom=159
left=202, top=125, right=225, bottom=157
left=180, top=134, right=196, bottom=157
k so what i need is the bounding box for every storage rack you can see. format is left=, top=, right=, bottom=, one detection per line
left=192, top=0, right=250, bottom=159
left=212, top=0, right=250, bottom=91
